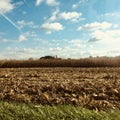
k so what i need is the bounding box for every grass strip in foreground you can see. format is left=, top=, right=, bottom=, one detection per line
left=0, top=101, right=120, bottom=120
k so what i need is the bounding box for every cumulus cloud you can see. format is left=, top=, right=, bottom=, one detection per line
left=0, top=0, right=14, bottom=14
left=77, top=22, right=113, bottom=31
left=89, top=29, right=120, bottom=44
left=41, top=22, right=64, bottom=34
left=59, top=12, right=82, bottom=22
left=47, top=10, right=84, bottom=22
left=78, top=22, right=120, bottom=45
left=36, top=0, right=59, bottom=6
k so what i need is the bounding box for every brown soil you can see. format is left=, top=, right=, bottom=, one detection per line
left=0, top=67, right=120, bottom=111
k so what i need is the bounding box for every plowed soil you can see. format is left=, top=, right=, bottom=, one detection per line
left=0, top=67, right=120, bottom=111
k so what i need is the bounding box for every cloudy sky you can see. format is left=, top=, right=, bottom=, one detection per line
left=0, top=0, right=120, bottom=59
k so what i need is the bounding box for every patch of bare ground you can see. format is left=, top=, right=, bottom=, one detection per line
left=0, top=67, right=120, bottom=111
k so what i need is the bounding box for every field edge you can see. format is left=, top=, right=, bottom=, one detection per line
left=0, top=101, right=120, bottom=120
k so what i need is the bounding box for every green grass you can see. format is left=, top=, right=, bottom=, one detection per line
left=0, top=101, right=120, bottom=120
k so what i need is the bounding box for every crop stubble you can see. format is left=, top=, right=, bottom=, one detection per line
left=0, top=67, right=120, bottom=110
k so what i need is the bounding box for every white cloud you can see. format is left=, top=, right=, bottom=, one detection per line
left=89, top=29, right=120, bottom=45
left=36, top=0, right=59, bottom=6
left=0, top=38, right=16, bottom=43
left=72, top=4, right=78, bottom=9
left=1, top=31, right=39, bottom=43
left=48, top=8, right=59, bottom=22
left=1, top=37, right=120, bottom=59
left=72, top=0, right=88, bottom=9
left=36, top=0, right=43, bottom=6
left=2, top=45, right=120, bottom=59
left=0, top=0, right=14, bottom=14
left=17, top=20, right=39, bottom=29
left=20, top=31, right=39, bottom=39
left=98, top=12, right=120, bottom=25
left=49, top=47, right=62, bottom=52
left=78, top=22, right=113, bottom=31
left=2, top=47, right=41, bottom=59
left=41, top=22, right=64, bottom=34
left=0, top=1, right=22, bottom=33
left=46, top=0, right=59, bottom=6
left=68, top=39, right=83, bottom=48
left=100, top=12, right=120, bottom=18
left=91, top=30, right=106, bottom=40
left=18, top=34, right=26, bottom=42
left=17, top=20, right=25, bottom=28
left=85, top=49, right=120, bottom=57
left=46, top=31, right=52, bottom=34
left=59, top=12, right=82, bottom=22
left=47, top=10, right=84, bottom=22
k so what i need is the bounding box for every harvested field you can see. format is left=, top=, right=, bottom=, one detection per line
left=0, top=67, right=120, bottom=111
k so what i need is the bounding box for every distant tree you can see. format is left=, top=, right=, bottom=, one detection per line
left=40, top=56, right=55, bottom=59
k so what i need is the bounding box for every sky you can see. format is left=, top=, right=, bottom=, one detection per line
left=0, top=0, right=120, bottom=59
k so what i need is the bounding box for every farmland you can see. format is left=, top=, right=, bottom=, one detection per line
left=0, top=67, right=120, bottom=111
left=0, top=57, right=120, bottom=68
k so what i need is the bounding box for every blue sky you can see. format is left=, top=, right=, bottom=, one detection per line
left=0, top=0, right=120, bottom=59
